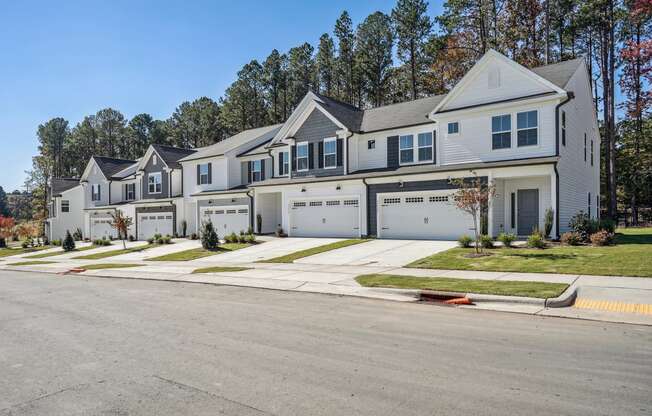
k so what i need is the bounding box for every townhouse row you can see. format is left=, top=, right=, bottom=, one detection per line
left=46, top=50, right=600, bottom=242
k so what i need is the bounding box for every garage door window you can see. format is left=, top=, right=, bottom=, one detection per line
left=309, top=201, right=323, bottom=207
left=405, top=197, right=424, bottom=203
left=383, top=197, right=401, bottom=204
left=399, top=135, right=414, bottom=164
left=429, top=196, right=449, bottom=202
left=343, top=199, right=358, bottom=206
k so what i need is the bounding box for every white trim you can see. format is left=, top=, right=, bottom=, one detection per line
left=323, top=137, right=337, bottom=169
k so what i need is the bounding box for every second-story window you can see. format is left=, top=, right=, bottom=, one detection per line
left=492, top=114, right=511, bottom=150
left=125, top=183, right=135, bottom=201
left=61, top=200, right=70, bottom=213
left=296, top=142, right=309, bottom=171
left=517, top=110, right=538, bottom=147
left=324, top=138, right=337, bottom=169
left=399, top=134, right=414, bottom=164
left=367, top=139, right=375, bottom=149
left=199, top=164, right=209, bottom=184
left=448, top=122, right=459, bottom=135
left=279, top=151, right=289, bottom=175
left=252, top=160, right=262, bottom=182
left=91, top=184, right=101, bottom=201
left=148, top=172, right=162, bottom=194
left=417, top=132, right=433, bottom=162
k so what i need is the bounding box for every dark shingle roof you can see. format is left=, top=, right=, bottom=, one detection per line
left=531, top=57, right=584, bottom=88
left=313, top=92, right=364, bottom=132
left=180, top=124, right=282, bottom=162
left=112, top=161, right=139, bottom=179
left=93, top=156, right=136, bottom=179
left=51, top=178, right=80, bottom=196
left=359, top=95, right=445, bottom=132
left=152, top=144, right=197, bottom=169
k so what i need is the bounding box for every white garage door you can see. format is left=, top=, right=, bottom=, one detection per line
left=200, top=205, right=249, bottom=237
left=378, top=190, right=473, bottom=240
left=91, top=218, right=117, bottom=240
left=138, top=213, right=173, bottom=240
left=289, top=198, right=360, bottom=238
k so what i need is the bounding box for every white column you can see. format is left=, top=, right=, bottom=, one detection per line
left=487, top=171, right=494, bottom=237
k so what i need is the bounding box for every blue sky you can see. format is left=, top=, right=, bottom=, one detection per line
left=0, top=0, right=443, bottom=192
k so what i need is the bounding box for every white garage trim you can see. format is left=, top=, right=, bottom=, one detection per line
left=90, top=217, right=117, bottom=240
left=377, top=190, right=474, bottom=240
left=288, top=195, right=361, bottom=238
left=199, top=205, right=250, bottom=236
left=137, top=213, right=174, bottom=240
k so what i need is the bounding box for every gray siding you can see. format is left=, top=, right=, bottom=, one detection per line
left=292, top=109, right=343, bottom=177
left=141, top=153, right=169, bottom=199
left=367, top=177, right=483, bottom=236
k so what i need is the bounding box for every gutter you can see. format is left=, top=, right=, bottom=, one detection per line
left=554, top=91, right=574, bottom=238
left=246, top=189, right=255, bottom=232
left=362, top=178, right=369, bottom=238
left=344, top=130, right=354, bottom=175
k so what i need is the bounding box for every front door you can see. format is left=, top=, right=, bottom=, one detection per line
left=517, top=189, right=539, bottom=236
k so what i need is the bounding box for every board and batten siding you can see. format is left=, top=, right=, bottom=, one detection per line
left=141, top=154, right=169, bottom=199
left=85, top=163, right=110, bottom=207
left=291, top=109, right=343, bottom=177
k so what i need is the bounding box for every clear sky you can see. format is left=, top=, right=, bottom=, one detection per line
left=0, top=0, right=444, bottom=192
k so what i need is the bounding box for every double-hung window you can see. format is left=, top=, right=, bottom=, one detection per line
left=399, top=135, right=414, bottom=164
left=279, top=151, right=289, bottom=175
left=296, top=142, right=309, bottom=171
left=61, top=200, right=70, bottom=213
left=252, top=160, right=262, bottom=182
left=516, top=110, right=537, bottom=147
left=448, top=122, right=459, bottom=135
left=148, top=172, right=162, bottom=194
left=323, top=138, right=337, bottom=169
left=125, top=183, right=136, bottom=201
left=91, top=184, right=101, bottom=201
left=199, top=164, right=209, bottom=184
left=492, top=114, right=511, bottom=150
left=417, top=132, right=433, bottom=162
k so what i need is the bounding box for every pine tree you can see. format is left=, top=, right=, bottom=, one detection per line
left=355, top=12, right=394, bottom=106
left=316, top=33, right=336, bottom=96
left=62, top=230, right=75, bottom=252
left=334, top=11, right=355, bottom=103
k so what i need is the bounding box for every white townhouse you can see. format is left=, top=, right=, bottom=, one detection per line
left=47, top=50, right=600, bottom=242
left=45, top=178, right=85, bottom=241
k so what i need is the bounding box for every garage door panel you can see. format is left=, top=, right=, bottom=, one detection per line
left=138, top=213, right=173, bottom=240
left=378, top=191, right=473, bottom=240
left=289, top=198, right=359, bottom=238
left=91, top=218, right=117, bottom=240
left=200, top=205, right=249, bottom=237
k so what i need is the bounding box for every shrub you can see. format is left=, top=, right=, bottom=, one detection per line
left=238, top=233, right=248, bottom=243
left=73, top=228, right=83, bottom=241
left=21, top=240, right=29, bottom=248
left=128, top=234, right=135, bottom=242
left=153, top=233, right=162, bottom=241
left=526, top=230, right=546, bottom=249
left=497, top=232, right=516, bottom=248
left=225, top=232, right=238, bottom=244
left=147, top=237, right=155, bottom=244
left=51, top=239, right=62, bottom=246
left=190, top=233, right=198, bottom=240
left=598, top=218, right=616, bottom=234
left=479, top=234, right=494, bottom=249
left=458, top=235, right=473, bottom=248
left=275, top=227, right=286, bottom=238
left=590, top=230, right=613, bottom=246
left=544, top=208, right=554, bottom=238
left=62, top=231, right=76, bottom=252
left=0, top=238, right=6, bottom=248
left=201, top=221, right=219, bottom=250
left=568, top=211, right=596, bottom=241
left=245, top=233, right=256, bottom=244
left=93, top=239, right=111, bottom=246
left=247, top=226, right=253, bottom=235
left=560, top=232, right=582, bottom=246
left=161, top=235, right=172, bottom=244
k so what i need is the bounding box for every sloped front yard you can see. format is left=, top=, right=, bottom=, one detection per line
left=408, top=228, right=652, bottom=278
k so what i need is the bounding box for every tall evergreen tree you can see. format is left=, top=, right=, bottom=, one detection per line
left=316, top=33, right=336, bottom=96
left=287, top=43, right=316, bottom=107
left=334, top=11, right=355, bottom=103
left=168, top=97, right=224, bottom=148
left=355, top=11, right=394, bottom=107
left=95, top=108, right=128, bottom=158
left=36, top=118, right=69, bottom=178
left=263, top=49, right=288, bottom=123
left=391, top=0, right=433, bottom=100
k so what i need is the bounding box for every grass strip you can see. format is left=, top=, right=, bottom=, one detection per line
left=0, top=246, right=53, bottom=258
left=259, top=239, right=369, bottom=263
left=24, top=245, right=105, bottom=259
left=81, top=263, right=144, bottom=270
left=147, top=243, right=250, bottom=261
left=7, top=260, right=57, bottom=266
left=73, top=244, right=156, bottom=260
left=192, top=266, right=251, bottom=274
left=356, top=274, right=569, bottom=299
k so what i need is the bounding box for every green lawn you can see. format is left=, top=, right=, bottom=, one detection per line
left=0, top=246, right=52, bottom=258
left=23, top=244, right=106, bottom=259
left=192, top=266, right=251, bottom=274
left=259, top=239, right=369, bottom=263
left=81, top=263, right=144, bottom=270
left=73, top=244, right=156, bottom=260
left=408, top=228, right=652, bottom=277
left=147, top=243, right=250, bottom=261
left=356, top=274, right=569, bottom=299
left=7, top=260, right=57, bottom=266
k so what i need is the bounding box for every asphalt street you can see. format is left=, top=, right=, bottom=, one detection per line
left=0, top=270, right=650, bottom=415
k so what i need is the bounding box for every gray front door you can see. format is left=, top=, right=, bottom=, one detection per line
left=517, top=189, right=539, bottom=236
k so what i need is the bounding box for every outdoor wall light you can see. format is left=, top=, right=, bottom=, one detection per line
left=336, top=184, right=341, bottom=190
left=301, top=187, right=306, bottom=192
left=399, top=180, right=404, bottom=188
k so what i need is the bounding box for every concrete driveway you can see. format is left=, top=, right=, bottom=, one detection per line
left=294, top=239, right=457, bottom=267
left=109, top=238, right=202, bottom=261
left=193, top=236, right=344, bottom=264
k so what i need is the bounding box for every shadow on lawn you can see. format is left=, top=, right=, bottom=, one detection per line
left=615, top=232, right=652, bottom=245
left=507, top=252, right=578, bottom=260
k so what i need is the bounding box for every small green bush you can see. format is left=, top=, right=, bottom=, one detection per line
left=147, top=237, right=155, bottom=244
left=275, top=227, right=286, bottom=238
left=560, top=232, right=582, bottom=246
left=544, top=208, right=554, bottom=238
left=161, top=235, right=172, bottom=244
left=190, top=233, right=198, bottom=240
left=497, top=232, right=516, bottom=248
left=153, top=233, right=162, bottom=241
left=480, top=234, right=494, bottom=249
left=245, top=233, right=256, bottom=244
left=128, top=234, right=135, bottom=242
left=527, top=230, right=546, bottom=249
left=590, top=230, right=613, bottom=246
left=225, top=232, right=238, bottom=244
left=93, top=239, right=111, bottom=246
left=237, top=233, right=248, bottom=243
left=598, top=218, right=616, bottom=234
left=458, top=235, right=473, bottom=248
left=51, top=239, right=62, bottom=246
left=62, top=231, right=76, bottom=252
left=201, top=221, right=219, bottom=250
left=73, top=228, right=83, bottom=241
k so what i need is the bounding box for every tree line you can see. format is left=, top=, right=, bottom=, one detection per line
left=25, top=0, right=652, bottom=226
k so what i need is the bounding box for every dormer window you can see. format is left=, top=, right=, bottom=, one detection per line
left=148, top=172, right=162, bottom=194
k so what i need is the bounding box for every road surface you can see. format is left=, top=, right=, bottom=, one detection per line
left=0, top=270, right=650, bottom=415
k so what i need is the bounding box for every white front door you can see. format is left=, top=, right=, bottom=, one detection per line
left=289, top=198, right=360, bottom=238
left=200, top=205, right=249, bottom=237
left=90, top=218, right=116, bottom=240
left=138, top=213, right=173, bottom=240
left=378, top=190, right=473, bottom=240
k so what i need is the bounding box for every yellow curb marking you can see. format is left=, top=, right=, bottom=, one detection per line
left=574, top=298, right=652, bottom=315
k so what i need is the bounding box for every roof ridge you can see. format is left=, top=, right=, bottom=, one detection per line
left=314, top=92, right=363, bottom=112
left=363, top=94, right=447, bottom=112
left=532, top=56, right=584, bottom=70
left=93, top=155, right=136, bottom=163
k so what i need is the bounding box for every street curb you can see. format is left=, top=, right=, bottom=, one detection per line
left=374, top=288, right=546, bottom=306
left=544, top=286, right=578, bottom=308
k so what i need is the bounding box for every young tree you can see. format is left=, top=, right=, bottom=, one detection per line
left=0, top=216, right=15, bottom=248
left=450, top=174, right=496, bottom=254
left=109, top=210, right=133, bottom=249
left=200, top=221, right=219, bottom=250
left=62, top=230, right=76, bottom=252
left=356, top=11, right=394, bottom=106
left=392, top=0, right=433, bottom=100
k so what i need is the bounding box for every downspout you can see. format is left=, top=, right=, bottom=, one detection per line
left=108, top=180, right=112, bottom=205
left=554, top=91, right=574, bottom=238
left=247, top=189, right=255, bottom=233
left=362, top=178, right=369, bottom=238
left=344, top=130, right=354, bottom=175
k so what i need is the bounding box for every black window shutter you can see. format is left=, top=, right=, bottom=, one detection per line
left=278, top=153, right=283, bottom=175
left=291, top=146, right=296, bottom=170
left=196, top=164, right=200, bottom=185
left=208, top=162, right=212, bottom=184
left=387, top=136, right=399, bottom=168
left=98, top=184, right=101, bottom=200
left=247, top=161, right=252, bottom=183
left=318, top=141, right=324, bottom=168
left=308, top=143, right=314, bottom=169
left=336, top=138, right=343, bottom=167
left=260, top=159, right=266, bottom=181
left=433, top=130, right=437, bottom=164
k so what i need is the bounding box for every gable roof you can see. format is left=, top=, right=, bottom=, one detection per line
left=151, top=144, right=196, bottom=169
left=359, top=95, right=445, bottom=132
left=93, top=156, right=137, bottom=179
left=51, top=178, right=80, bottom=196
left=179, top=124, right=283, bottom=162
left=312, top=92, right=364, bottom=132
left=111, top=161, right=140, bottom=179
left=531, top=57, right=584, bottom=88
left=238, top=138, right=273, bottom=157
